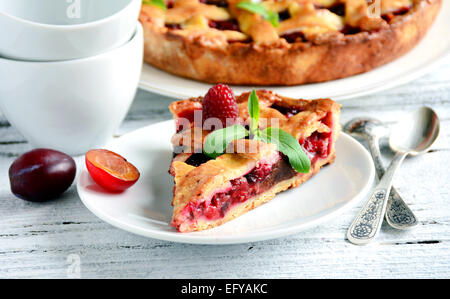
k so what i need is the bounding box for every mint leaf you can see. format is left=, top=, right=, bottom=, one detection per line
left=248, top=90, right=260, bottom=137
left=203, top=125, right=249, bottom=159
left=260, top=127, right=311, bottom=173
left=236, top=1, right=279, bottom=27
left=266, top=11, right=279, bottom=27
left=142, top=0, right=166, bottom=10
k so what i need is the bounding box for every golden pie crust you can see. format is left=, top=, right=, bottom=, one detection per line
left=168, top=90, right=341, bottom=232
left=140, top=0, right=441, bottom=86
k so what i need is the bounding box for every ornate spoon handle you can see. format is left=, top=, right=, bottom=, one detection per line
left=347, top=152, right=407, bottom=245
left=366, top=136, right=418, bottom=229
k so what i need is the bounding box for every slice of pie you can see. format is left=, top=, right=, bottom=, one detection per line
left=139, top=0, right=441, bottom=86
left=168, top=86, right=341, bottom=232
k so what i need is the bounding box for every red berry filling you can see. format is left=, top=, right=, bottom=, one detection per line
left=245, top=163, right=273, bottom=184
left=199, top=0, right=228, bottom=7
left=382, top=6, right=411, bottom=23
left=281, top=31, right=307, bottom=43
left=208, top=19, right=240, bottom=31
left=182, top=155, right=299, bottom=222
left=167, top=1, right=175, bottom=9
left=299, top=113, right=333, bottom=161
left=271, top=104, right=305, bottom=118
left=300, top=131, right=331, bottom=161
left=340, top=25, right=362, bottom=35
left=166, top=24, right=181, bottom=30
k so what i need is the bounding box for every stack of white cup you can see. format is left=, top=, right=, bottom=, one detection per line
left=0, top=0, right=143, bottom=156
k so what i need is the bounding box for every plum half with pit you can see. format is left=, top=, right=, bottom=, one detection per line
left=9, top=149, right=76, bottom=202
left=85, top=149, right=140, bottom=192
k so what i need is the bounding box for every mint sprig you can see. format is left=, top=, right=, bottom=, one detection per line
left=202, top=90, right=311, bottom=173
left=248, top=89, right=260, bottom=137
left=142, top=0, right=166, bottom=10
left=236, top=1, right=279, bottom=27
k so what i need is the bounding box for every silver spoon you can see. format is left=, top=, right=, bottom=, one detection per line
left=347, top=107, right=440, bottom=245
left=344, top=118, right=418, bottom=229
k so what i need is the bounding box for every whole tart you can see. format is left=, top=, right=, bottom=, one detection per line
left=168, top=89, right=341, bottom=232
left=139, top=0, right=442, bottom=86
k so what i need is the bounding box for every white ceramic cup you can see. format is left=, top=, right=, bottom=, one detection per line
left=0, top=0, right=141, bottom=61
left=0, top=23, right=144, bottom=156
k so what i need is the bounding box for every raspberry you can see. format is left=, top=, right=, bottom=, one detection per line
left=202, top=84, right=239, bottom=128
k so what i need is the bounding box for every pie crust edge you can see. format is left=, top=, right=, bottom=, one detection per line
left=140, top=0, right=441, bottom=86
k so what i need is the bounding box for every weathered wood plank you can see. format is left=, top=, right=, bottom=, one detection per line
left=0, top=60, right=449, bottom=279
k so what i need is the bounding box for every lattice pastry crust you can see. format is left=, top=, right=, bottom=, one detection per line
left=140, top=0, right=441, bottom=85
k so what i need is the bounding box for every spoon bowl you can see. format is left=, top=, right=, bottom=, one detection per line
left=389, top=107, right=440, bottom=155
left=343, top=117, right=387, bottom=140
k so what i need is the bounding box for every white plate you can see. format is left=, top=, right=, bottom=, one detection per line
left=139, top=1, right=450, bottom=101
left=77, top=121, right=375, bottom=244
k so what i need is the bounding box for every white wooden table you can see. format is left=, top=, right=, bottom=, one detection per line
left=1, top=60, right=449, bottom=279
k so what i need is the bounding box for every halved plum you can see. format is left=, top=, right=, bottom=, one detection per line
left=86, top=149, right=140, bottom=192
